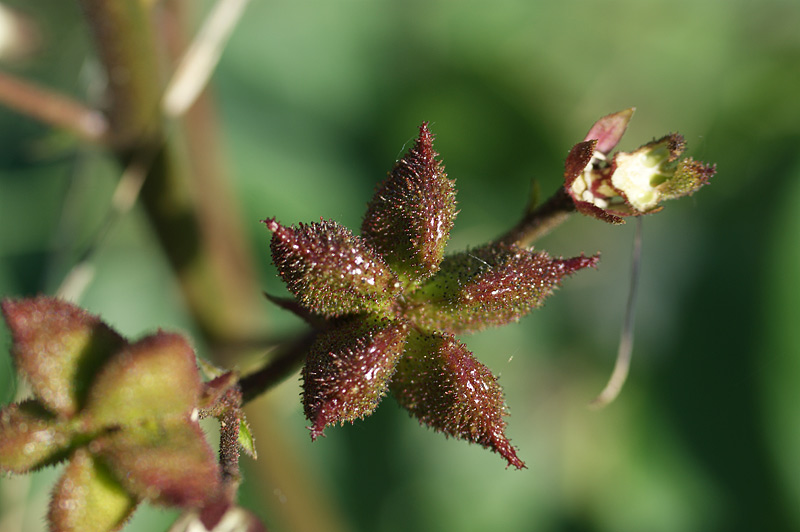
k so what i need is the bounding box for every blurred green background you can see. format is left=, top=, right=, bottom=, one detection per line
left=1, top=0, right=800, bottom=531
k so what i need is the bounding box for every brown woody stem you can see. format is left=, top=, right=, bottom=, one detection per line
left=496, top=186, right=576, bottom=247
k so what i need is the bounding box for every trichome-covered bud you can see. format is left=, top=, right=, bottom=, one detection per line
left=303, top=319, right=409, bottom=439
left=361, top=122, right=457, bottom=285
left=565, top=110, right=716, bottom=223
left=265, top=218, right=401, bottom=317
left=405, top=243, right=599, bottom=334
left=390, top=332, right=525, bottom=469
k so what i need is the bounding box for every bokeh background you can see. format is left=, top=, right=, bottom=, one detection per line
left=1, top=0, right=800, bottom=531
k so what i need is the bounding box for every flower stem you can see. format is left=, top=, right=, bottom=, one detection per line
left=239, top=331, right=318, bottom=405
left=496, top=187, right=576, bottom=247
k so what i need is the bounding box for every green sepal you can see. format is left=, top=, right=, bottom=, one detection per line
left=658, top=156, right=717, bottom=200
left=0, top=399, right=74, bottom=473
left=83, top=332, right=201, bottom=429
left=49, top=448, right=137, bottom=532
left=94, top=419, right=219, bottom=508
left=1, top=297, right=126, bottom=418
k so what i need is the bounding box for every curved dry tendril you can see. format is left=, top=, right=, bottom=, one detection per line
left=590, top=217, right=643, bottom=408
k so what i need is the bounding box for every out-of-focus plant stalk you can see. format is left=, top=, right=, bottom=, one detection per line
left=78, top=0, right=265, bottom=347
left=0, top=71, right=108, bottom=143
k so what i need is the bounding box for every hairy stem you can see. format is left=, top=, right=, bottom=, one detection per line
left=496, top=187, right=576, bottom=247
left=239, top=331, right=318, bottom=404
left=218, top=390, right=243, bottom=494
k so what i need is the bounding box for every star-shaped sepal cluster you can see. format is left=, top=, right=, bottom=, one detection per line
left=265, top=123, right=598, bottom=469
left=565, top=108, right=717, bottom=224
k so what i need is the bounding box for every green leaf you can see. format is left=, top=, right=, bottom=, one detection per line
left=1, top=297, right=126, bottom=417
left=237, top=416, right=257, bottom=459
left=49, top=449, right=137, bottom=532
left=83, top=332, right=200, bottom=428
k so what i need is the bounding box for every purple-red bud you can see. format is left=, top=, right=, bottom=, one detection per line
left=391, top=332, right=525, bottom=469
left=361, top=122, right=457, bottom=285
left=265, top=218, right=401, bottom=317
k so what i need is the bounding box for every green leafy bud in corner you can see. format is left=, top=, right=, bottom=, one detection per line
left=1, top=297, right=222, bottom=531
